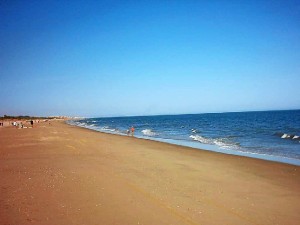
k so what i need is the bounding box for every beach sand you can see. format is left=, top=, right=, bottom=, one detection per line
left=1, top=121, right=299, bottom=225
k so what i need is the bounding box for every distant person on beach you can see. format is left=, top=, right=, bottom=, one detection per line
left=131, top=126, right=135, bottom=136
left=127, top=129, right=130, bottom=135
left=30, top=120, right=33, bottom=127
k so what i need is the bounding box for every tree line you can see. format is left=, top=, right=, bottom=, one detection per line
left=1, top=115, right=52, bottom=120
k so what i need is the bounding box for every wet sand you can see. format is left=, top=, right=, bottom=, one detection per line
left=1, top=121, right=299, bottom=225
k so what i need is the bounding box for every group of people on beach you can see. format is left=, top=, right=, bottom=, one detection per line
left=11, top=120, right=35, bottom=129
left=127, top=126, right=135, bottom=136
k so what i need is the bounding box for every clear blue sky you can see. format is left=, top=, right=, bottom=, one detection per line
left=1, top=0, right=300, bottom=117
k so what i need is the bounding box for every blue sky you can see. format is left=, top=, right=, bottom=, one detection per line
left=1, top=0, right=300, bottom=117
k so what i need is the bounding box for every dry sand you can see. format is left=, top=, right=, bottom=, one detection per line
left=0, top=121, right=299, bottom=225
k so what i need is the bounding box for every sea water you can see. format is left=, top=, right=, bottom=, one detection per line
left=68, top=110, right=300, bottom=166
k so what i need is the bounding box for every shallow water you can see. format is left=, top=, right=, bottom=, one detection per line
left=68, top=110, right=300, bottom=165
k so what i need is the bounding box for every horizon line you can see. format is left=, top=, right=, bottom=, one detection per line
left=87, top=108, right=300, bottom=119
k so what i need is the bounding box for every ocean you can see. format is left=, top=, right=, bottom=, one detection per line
left=68, top=110, right=300, bottom=166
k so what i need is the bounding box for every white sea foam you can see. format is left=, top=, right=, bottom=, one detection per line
left=189, top=135, right=212, bottom=144
left=141, top=129, right=157, bottom=136
left=213, top=139, right=239, bottom=149
left=281, top=134, right=290, bottom=139
left=101, top=126, right=116, bottom=132
left=76, top=122, right=87, bottom=127
left=190, top=135, right=239, bottom=149
left=279, top=133, right=300, bottom=142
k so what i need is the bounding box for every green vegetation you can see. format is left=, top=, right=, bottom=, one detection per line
left=1, top=115, right=51, bottom=120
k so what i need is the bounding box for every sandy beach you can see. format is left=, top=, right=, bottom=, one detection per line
left=0, top=121, right=299, bottom=225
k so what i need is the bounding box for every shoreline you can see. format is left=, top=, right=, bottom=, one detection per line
left=68, top=121, right=300, bottom=166
left=1, top=120, right=300, bottom=225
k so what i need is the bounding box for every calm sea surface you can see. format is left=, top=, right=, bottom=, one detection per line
left=68, top=110, right=300, bottom=165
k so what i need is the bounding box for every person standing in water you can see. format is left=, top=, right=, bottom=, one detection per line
left=131, top=126, right=135, bottom=136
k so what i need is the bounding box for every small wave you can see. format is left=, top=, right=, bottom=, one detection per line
left=213, top=139, right=240, bottom=149
left=76, top=122, right=87, bottom=127
left=190, top=135, right=240, bottom=149
left=277, top=133, right=300, bottom=141
left=141, top=129, right=157, bottom=136
left=191, top=129, right=198, bottom=134
left=281, top=133, right=290, bottom=139
left=101, top=126, right=117, bottom=132
left=190, top=135, right=211, bottom=144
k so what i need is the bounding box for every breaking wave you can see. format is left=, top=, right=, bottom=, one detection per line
left=101, top=126, right=117, bottom=132
left=275, top=132, right=300, bottom=142
left=141, top=129, right=157, bottom=136
left=189, top=135, right=240, bottom=149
